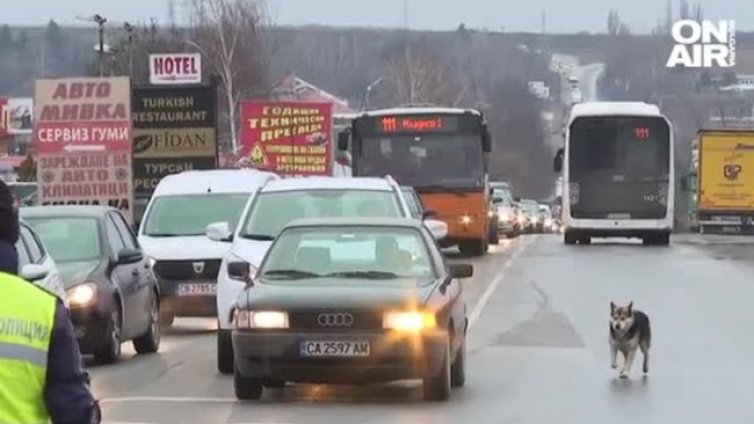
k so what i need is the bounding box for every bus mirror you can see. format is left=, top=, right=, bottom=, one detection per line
left=337, top=130, right=350, bottom=151
left=553, top=148, right=564, bottom=173
left=482, top=131, right=492, bottom=152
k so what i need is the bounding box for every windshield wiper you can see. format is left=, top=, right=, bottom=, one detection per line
left=146, top=233, right=185, bottom=237
left=326, top=270, right=400, bottom=279
left=417, top=186, right=468, bottom=197
left=241, top=234, right=275, bottom=241
left=262, top=269, right=322, bottom=279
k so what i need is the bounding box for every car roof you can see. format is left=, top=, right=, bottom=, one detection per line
left=282, top=217, right=424, bottom=230
left=153, top=169, right=279, bottom=197
left=261, top=176, right=395, bottom=193
left=20, top=205, right=114, bottom=219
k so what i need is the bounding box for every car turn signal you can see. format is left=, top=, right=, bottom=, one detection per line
left=383, top=311, right=437, bottom=332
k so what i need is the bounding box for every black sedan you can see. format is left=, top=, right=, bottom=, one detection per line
left=229, top=217, right=472, bottom=401
left=21, top=206, right=161, bottom=364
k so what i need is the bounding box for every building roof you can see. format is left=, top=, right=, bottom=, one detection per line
left=271, top=72, right=356, bottom=114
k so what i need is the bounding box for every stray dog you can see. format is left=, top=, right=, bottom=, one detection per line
left=609, top=301, right=651, bottom=379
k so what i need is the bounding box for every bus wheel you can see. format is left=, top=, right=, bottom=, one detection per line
left=489, top=226, right=500, bottom=245
left=564, top=232, right=577, bottom=245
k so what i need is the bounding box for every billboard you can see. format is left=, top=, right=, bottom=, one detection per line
left=35, top=77, right=134, bottom=221
left=239, top=101, right=332, bottom=176
left=132, top=86, right=217, bottom=197
left=149, top=53, right=202, bottom=85
left=1, top=98, right=33, bottom=135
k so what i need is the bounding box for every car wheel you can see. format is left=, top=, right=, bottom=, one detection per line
left=94, top=302, right=122, bottom=364
left=423, top=335, right=451, bottom=401
left=234, top=365, right=264, bottom=400
left=217, top=328, right=234, bottom=375
left=450, top=338, right=466, bottom=388
left=578, top=236, right=591, bottom=245
left=160, top=311, right=174, bottom=328
left=489, top=225, right=500, bottom=245
left=133, top=292, right=160, bottom=354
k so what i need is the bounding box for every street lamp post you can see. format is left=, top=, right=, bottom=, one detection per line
left=124, top=22, right=135, bottom=79
left=93, top=14, right=107, bottom=77
left=363, top=77, right=384, bottom=111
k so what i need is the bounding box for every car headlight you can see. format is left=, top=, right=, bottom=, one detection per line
left=234, top=310, right=289, bottom=329
left=545, top=218, right=553, bottom=227
left=66, top=283, right=98, bottom=308
left=383, top=311, right=436, bottom=332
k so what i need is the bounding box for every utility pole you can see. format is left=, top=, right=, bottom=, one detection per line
left=93, top=14, right=108, bottom=76
left=124, top=22, right=135, bottom=79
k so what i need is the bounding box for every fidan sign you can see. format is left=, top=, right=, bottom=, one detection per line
left=666, top=20, right=736, bottom=68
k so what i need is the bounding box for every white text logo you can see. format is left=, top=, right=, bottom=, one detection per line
left=666, top=20, right=736, bottom=68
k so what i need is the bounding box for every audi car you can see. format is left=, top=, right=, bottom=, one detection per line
left=229, top=218, right=473, bottom=401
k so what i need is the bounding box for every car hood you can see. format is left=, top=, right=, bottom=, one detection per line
left=237, top=278, right=437, bottom=310
left=139, top=236, right=231, bottom=261
left=228, top=239, right=274, bottom=268
left=56, top=260, right=100, bottom=288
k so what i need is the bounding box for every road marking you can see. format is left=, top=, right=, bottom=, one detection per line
left=100, top=396, right=236, bottom=404
left=468, top=236, right=533, bottom=328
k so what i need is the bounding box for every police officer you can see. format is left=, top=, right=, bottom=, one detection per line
left=0, top=180, right=101, bottom=423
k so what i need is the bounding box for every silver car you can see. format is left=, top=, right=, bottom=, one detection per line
left=16, top=219, right=65, bottom=299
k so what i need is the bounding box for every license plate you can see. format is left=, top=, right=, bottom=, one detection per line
left=299, top=341, right=370, bottom=357
left=177, top=283, right=216, bottom=296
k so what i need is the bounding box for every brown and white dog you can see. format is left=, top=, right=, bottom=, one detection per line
left=609, top=301, right=651, bottom=379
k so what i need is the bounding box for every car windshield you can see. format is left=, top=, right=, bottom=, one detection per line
left=241, top=190, right=402, bottom=240
left=142, top=194, right=250, bottom=237
left=260, top=226, right=435, bottom=281
left=401, top=188, right=422, bottom=217
left=521, top=201, right=539, bottom=213
left=25, top=217, right=101, bottom=263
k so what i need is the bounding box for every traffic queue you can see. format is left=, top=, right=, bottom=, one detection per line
left=7, top=163, right=561, bottom=405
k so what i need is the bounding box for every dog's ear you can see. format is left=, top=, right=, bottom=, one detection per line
left=610, top=302, right=616, bottom=313
left=627, top=301, right=633, bottom=314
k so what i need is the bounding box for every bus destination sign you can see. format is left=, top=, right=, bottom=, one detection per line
left=375, top=115, right=460, bottom=133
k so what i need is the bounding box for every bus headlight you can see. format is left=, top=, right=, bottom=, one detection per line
left=659, top=183, right=668, bottom=206
left=569, top=183, right=580, bottom=205
left=460, top=215, right=472, bottom=225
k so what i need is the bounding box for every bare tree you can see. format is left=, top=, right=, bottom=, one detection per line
left=188, top=0, right=269, bottom=154
left=379, top=43, right=468, bottom=107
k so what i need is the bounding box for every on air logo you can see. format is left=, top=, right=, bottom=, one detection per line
left=666, top=20, right=736, bottom=68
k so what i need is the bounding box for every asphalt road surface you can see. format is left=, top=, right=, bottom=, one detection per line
left=94, top=234, right=754, bottom=423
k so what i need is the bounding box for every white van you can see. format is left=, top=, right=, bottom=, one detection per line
left=137, top=169, right=279, bottom=326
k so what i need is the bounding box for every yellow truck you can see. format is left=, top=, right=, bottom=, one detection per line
left=697, top=129, right=754, bottom=234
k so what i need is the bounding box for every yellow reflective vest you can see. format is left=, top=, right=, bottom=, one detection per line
left=0, top=271, right=56, bottom=424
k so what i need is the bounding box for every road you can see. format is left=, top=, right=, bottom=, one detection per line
left=93, top=234, right=754, bottom=423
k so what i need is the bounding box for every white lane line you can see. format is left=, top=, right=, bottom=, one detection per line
left=100, top=396, right=236, bottom=404
left=468, top=236, right=534, bottom=328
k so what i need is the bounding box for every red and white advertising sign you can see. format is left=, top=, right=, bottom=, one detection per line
left=35, top=77, right=135, bottom=222
left=149, top=53, right=202, bottom=85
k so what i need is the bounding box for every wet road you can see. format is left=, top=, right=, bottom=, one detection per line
left=94, top=234, right=754, bottom=423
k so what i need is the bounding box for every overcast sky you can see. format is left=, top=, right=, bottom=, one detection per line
left=2, top=0, right=752, bottom=33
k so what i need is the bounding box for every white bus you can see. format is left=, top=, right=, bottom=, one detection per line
left=553, top=102, right=674, bottom=245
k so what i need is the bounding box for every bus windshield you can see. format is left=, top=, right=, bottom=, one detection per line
left=358, top=133, right=484, bottom=188
left=569, top=116, right=670, bottom=181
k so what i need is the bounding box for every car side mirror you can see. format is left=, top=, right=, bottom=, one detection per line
left=553, top=148, right=564, bottom=173
left=422, top=209, right=439, bottom=220
left=20, top=264, right=49, bottom=282
left=228, top=261, right=254, bottom=287
left=117, top=248, right=144, bottom=265
left=206, top=221, right=232, bottom=242
left=514, top=197, right=522, bottom=202
left=337, top=129, right=350, bottom=151
left=449, top=263, right=473, bottom=279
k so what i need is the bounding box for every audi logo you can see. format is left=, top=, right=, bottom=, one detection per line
left=317, top=313, right=354, bottom=327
